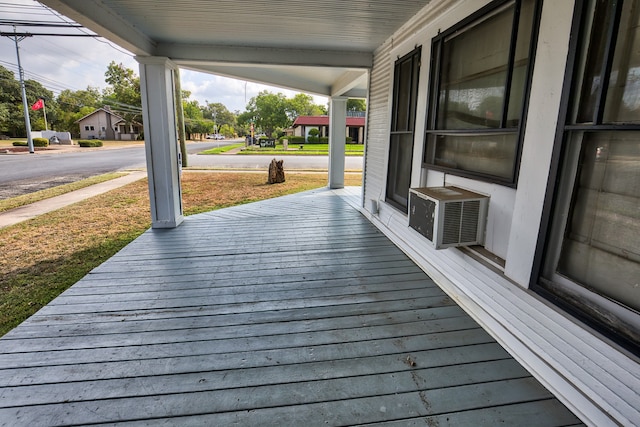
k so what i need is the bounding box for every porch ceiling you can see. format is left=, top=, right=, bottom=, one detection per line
left=39, top=0, right=434, bottom=97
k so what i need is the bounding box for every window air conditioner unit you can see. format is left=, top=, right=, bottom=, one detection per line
left=409, top=186, right=488, bottom=250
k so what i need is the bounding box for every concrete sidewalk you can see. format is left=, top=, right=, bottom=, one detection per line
left=0, top=170, right=147, bottom=229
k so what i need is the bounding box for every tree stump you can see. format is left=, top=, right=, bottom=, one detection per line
left=268, top=158, right=285, bottom=184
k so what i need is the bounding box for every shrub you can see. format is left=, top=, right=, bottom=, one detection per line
left=286, top=136, right=306, bottom=144
left=33, top=138, right=49, bottom=147
left=78, top=139, right=103, bottom=147
left=12, top=139, right=49, bottom=147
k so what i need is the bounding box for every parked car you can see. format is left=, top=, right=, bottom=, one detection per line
left=206, top=134, right=224, bottom=140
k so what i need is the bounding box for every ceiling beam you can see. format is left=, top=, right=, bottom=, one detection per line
left=179, top=63, right=333, bottom=96
left=156, top=43, right=373, bottom=69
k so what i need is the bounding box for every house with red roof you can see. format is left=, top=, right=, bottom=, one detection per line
left=291, top=114, right=365, bottom=143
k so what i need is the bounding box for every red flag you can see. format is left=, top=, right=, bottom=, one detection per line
left=31, top=99, right=44, bottom=111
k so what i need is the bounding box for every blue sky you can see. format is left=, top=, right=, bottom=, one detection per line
left=0, top=0, right=327, bottom=113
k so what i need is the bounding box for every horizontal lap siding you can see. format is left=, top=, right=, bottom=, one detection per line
left=364, top=41, right=392, bottom=208
left=364, top=0, right=463, bottom=209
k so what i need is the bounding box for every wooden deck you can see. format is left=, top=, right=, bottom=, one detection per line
left=0, top=188, right=583, bottom=426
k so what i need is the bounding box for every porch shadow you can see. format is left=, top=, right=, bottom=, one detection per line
left=0, top=188, right=583, bottom=426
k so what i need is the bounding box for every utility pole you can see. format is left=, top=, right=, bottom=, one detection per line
left=6, top=27, right=35, bottom=153
left=2, top=24, right=96, bottom=153
left=173, top=68, right=187, bottom=167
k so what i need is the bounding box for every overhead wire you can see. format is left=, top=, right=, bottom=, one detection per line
left=0, top=0, right=138, bottom=104
left=37, top=1, right=134, bottom=57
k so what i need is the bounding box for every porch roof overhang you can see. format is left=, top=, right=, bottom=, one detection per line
left=39, top=0, right=435, bottom=98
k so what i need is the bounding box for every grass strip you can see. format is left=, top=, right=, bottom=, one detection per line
left=202, top=143, right=364, bottom=156
left=0, top=172, right=127, bottom=213
left=199, top=143, right=245, bottom=155
left=0, top=171, right=362, bottom=336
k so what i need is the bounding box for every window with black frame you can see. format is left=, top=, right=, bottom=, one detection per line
left=424, top=0, right=539, bottom=185
left=386, top=47, right=421, bottom=211
left=539, top=0, right=640, bottom=352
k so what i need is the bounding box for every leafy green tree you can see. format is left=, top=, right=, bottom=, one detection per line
left=347, top=98, right=366, bottom=112
left=0, top=66, right=20, bottom=136
left=286, top=93, right=326, bottom=120
left=0, top=66, right=56, bottom=136
left=183, top=99, right=203, bottom=120
left=219, top=123, right=234, bottom=137
left=236, top=110, right=254, bottom=136
left=245, top=91, right=290, bottom=137
left=202, top=102, right=236, bottom=129
left=182, top=99, right=214, bottom=139
left=57, top=87, right=101, bottom=111
left=55, top=87, right=102, bottom=135
left=103, top=61, right=142, bottom=125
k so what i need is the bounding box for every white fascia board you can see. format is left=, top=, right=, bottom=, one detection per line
left=156, top=43, right=372, bottom=69
left=179, top=64, right=332, bottom=96
left=39, top=0, right=156, bottom=56
left=331, top=70, right=369, bottom=97
left=340, top=88, right=368, bottom=98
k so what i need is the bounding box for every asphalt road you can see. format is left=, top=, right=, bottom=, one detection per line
left=0, top=140, right=363, bottom=199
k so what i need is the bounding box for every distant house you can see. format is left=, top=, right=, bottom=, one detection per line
left=112, top=118, right=142, bottom=141
left=76, top=107, right=141, bottom=140
left=291, top=114, right=365, bottom=143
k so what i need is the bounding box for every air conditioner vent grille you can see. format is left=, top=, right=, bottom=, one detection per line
left=442, top=201, right=462, bottom=244
left=461, top=200, right=481, bottom=243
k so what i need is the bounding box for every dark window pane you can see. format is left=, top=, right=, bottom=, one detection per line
left=603, top=0, right=640, bottom=123
left=393, top=57, right=415, bottom=131
left=576, top=0, right=614, bottom=123
left=432, top=132, right=518, bottom=180
left=557, top=132, right=640, bottom=311
left=387, top=133, right=415, bottom=208
left=387, top=47, right=420, bottom=211
left=507, top=0, right=536, bottom=125
left=437, top=4, right=514, bottom=130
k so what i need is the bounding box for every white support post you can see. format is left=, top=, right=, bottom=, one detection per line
left=136, top=56, right=184, bottom=229
left=328, top=96, right=347, bottom=189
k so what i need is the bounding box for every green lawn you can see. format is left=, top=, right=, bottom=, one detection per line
left=199, top=143, right=245, bottom=155
left=237, top=143, right=364, bottom=156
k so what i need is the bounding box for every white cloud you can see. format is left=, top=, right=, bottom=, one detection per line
left=180, top=71, right=328, bottom=113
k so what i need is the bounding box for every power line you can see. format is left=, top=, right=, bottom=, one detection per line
left=0, top=20, right=84, bottom=28
left=0, top=59, right=83, bottom=93
left=0, top=1, right=134, bottom=57
left=0, top=1, right=140, bottom=111
left=37, top=2, right=134, bottom=57
left=0, top=32, right=96, bottom=37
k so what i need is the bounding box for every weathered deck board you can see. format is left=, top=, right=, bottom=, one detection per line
left=0, top=188, right=583, bottom=426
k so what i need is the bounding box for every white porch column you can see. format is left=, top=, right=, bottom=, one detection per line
left=136, top=56, right=184, bottom=229
left=328, top=96, right=347, bottom=189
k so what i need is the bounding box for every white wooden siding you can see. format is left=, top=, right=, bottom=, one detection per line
left=363, top=41, right=392, bottom=208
